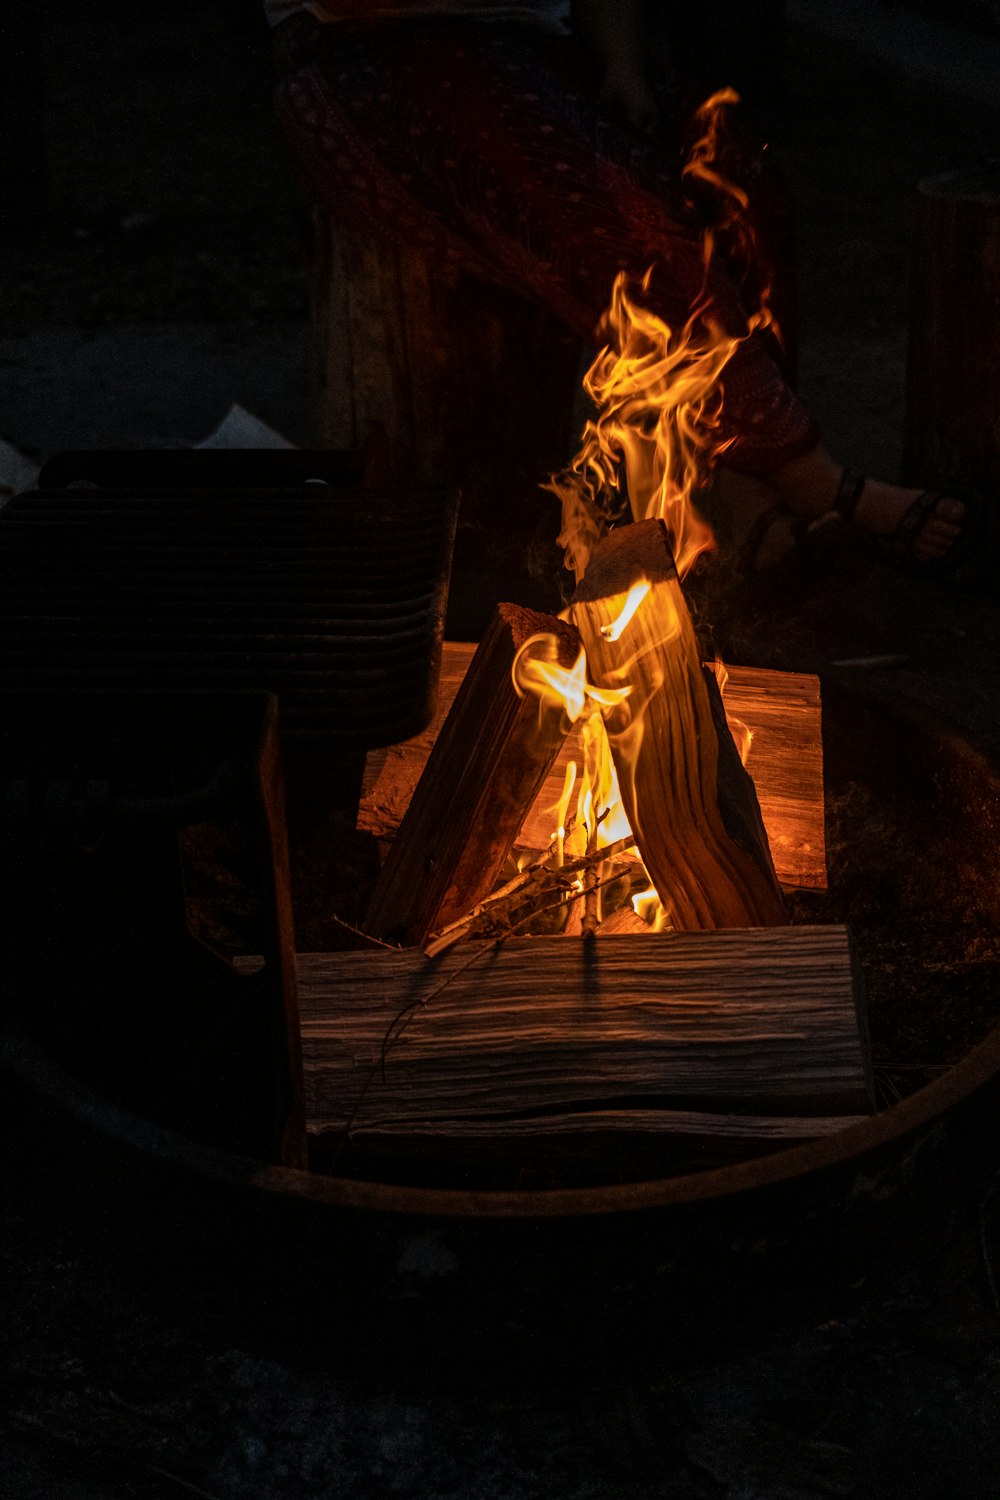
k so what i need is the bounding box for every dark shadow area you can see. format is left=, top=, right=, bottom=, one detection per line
left=3, top=2, right=1000, bottom=1496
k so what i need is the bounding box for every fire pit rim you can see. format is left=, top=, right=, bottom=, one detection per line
left=4, top=1011, right=998, bottom=1221
left=6, top=680, right=1000, bottom=1221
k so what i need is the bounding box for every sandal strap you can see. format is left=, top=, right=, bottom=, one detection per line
left=888, top=489, right=946, bottom=563
left=834, top=468, right=867, bottom=522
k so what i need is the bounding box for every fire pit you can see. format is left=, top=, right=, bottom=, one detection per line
left=4, top=677, right=1000, bottom=1386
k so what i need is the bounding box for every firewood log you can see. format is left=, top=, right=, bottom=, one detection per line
left=364, top=603, right=580, bottom=945
left=359, top=649, right=827, bottom=892
left=309, top=1108, right=869, bottom=1178
left=297, top=927, right=872, bottom=1130
left=570, top=520, right=786, bottom=928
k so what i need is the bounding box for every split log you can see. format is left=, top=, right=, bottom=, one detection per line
left=309, top=1109, right=869, bottom=1178
left=364, top=603, right=580, bottom=946
left=359, top=648, right=826, bottom=892
left=298, top=927, right=873, bottom=1131
left=594, top=905, right=651, bottom=936
left=903, top=163, right=1000, bottom=494
left=570, top=520, right=786, bottom=929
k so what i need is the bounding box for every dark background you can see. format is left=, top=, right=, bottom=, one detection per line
left=2, top=2, right=1000, bottom=1496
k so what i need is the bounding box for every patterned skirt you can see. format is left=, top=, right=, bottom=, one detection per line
left=273, top=13, right=819, bottom=477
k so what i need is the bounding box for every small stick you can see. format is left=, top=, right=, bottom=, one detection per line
left=329, top=914, right=403, bottom=952
left=582, top=809, right=609, bottom=937
left=424, top=835, right=633, bottom=956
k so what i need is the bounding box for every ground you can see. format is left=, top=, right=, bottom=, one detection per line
left=2, top=2, right=1000, bottom=1496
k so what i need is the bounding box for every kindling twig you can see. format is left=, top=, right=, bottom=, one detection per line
left=328, top=912, right=402, bottom=951
left=423, top=834, right=633, bottom=957
left=581, top=809, right=609, bottom=937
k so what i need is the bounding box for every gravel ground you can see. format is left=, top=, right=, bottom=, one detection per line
left=2, top=2, right=1000, bottom=1496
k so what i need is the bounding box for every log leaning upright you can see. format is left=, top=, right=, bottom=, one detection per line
left=570, top=519, right=786, bottom=929
left=365, top=603, right=580, bottom=946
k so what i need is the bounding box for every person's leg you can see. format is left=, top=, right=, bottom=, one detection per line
left=765, top=444, right=964, bottom=563
left=274, top=18, right=964, bottom=565
left=274, top=21, right=817, bottom=459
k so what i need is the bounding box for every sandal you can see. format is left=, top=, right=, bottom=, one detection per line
left=834, top=468, right=997, bottom=591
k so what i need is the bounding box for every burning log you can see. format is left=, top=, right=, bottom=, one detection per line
left=359, top=648, right=826, bottom=892
left=364, top=603, right=580, bottom=946
left=570, top=519, right=786, bottom=929
left=297, top=927, right=872, bottom=1133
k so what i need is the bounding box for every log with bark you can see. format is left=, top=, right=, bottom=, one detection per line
left=569, top=520, right=786, bottom=929
left=359, top=649, right=826, bottom=892
left=298, top=927, right=872, bottom=1134
left=364, top=603, right=580, bottom=946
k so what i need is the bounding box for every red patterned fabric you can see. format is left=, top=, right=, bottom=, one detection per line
left=274, top=14, right=819, bottom=477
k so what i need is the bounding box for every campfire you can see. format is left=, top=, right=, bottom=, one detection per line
left=0, top=93, right=874, bottom=1189
left=296, top=107, right=873, bottom=1177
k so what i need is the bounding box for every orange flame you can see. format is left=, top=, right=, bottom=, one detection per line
left=522, top=90, right=772, bottom=932
left=711, top=657, right=754, bottom=767
left=681, top=88, right=749, bottom=227
left=547, top=88, right=776, bottom=585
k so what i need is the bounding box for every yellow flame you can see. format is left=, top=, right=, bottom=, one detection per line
left=711, top=657, right=754, bottom=767
left=512, top=635, right=588, bottom=723
left=513, top=640, right=635, bottom=865
left=631, top=885, right=671, bottom=932
left=600, top=579, right=651, bottom=640
left=521, top=90, right=773, bottom=931
left=546, top=88, right=777, bottom=585
left=552, top=759, right=577, bottom=864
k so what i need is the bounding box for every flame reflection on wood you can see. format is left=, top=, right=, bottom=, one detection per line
left=570, top=520, right=786, bottom=930
left=358, top=650, right=826, bottom=895
left=298, top=927, right=871, bottom=1134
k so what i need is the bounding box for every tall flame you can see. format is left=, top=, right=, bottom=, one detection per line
left=516, top=90, right=773, bottom=933
left=547, top=89, right=776, bottom=585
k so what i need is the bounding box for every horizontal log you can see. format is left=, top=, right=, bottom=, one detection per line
left=298, top=927, right=872, bottom=1132
left=359, top=646, right=826, bottom=891
left=307, top=1107, right=869, bottom=1178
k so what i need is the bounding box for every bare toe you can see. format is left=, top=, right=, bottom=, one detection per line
left=910, top=495, right=965, bottom=561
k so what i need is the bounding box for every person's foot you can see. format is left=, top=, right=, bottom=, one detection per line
left=849, top=478, right=966, bottom=564
left=764, top=447, right=967, bottom=565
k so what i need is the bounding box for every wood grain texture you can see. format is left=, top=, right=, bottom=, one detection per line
left=359, top=647, right=825, bottom=891
left=310, top=212, right=581, bottom=491
left=569, top=520, right=786, bottom=929
left=298, top=927, right=872, bottom=1130
left=363, top=604, right=579, bottom=945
